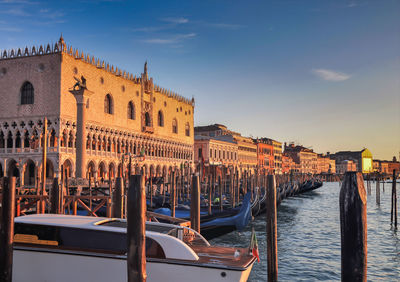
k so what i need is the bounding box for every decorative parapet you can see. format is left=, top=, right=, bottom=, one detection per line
left=0, top=36, right=195, bottom=106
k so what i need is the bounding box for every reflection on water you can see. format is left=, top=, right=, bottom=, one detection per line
left=210, top=182, right=400, bottom=281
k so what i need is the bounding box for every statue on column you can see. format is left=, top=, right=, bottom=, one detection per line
left=72, top=76, right=87, bottom=91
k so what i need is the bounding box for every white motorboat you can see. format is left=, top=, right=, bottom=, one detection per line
left=13, top=214, right=256, bottom=282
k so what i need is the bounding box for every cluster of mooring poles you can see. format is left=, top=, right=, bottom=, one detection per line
left=0, top=170, right=397, bottom=281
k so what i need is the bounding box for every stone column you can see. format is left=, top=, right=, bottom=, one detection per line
left=69, top=87, right=93, bottom=179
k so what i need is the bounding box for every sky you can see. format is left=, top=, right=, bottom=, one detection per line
left=0, top=0, right=399, bottom=160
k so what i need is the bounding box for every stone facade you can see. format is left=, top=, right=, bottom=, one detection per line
left=317, top=154, right=335, bottom=174
left=327, top=149, right=373, bottom=173
left=254, top=139, right=274, bottom=174
left=284, top=143, right=318, bottom=174
left=194, top=124, right=257, bottom=174
left=0, top=37, right=194, bottom=186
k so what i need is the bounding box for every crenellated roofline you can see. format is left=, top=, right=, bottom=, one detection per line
left=0, top=36, right=195, bottom=107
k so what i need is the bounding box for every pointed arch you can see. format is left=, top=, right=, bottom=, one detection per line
left=185, top=122, right=190, bottom=137
left=104, top=94, right=113, bottom=114
left=158, top=110, right=164, bottom=127
left=21, top=81, right=34, bottom=105
left=172, top=118, right=178, bottom=134
left=127, top=101, right=135, bottom=120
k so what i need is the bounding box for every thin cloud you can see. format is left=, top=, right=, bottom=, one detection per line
left=203, top=22, right=245, bottom=30
left=0, top=26, right=23, bottom=32
left=142, top=33, right=196, bottom=44
left=161, top=17, right=189, bottom=24
left=0, top=7, right=30, bottom=16
left=312, top=69, right=351, bottom=81
left=0, top=0, right=38, bottom=3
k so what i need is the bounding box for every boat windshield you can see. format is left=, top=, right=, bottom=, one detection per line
left=97, top=220, right=209, bottom=246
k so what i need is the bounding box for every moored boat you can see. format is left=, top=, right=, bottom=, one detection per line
left=13, top=214, right=256, bottom=282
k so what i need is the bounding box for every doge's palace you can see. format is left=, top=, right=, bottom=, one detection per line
left=0, top=36, right=194, bottom=186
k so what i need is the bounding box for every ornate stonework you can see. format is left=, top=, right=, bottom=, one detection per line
left=0, top=37, right=195, bottom=186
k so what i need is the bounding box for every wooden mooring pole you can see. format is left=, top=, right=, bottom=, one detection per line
left=171, top=171, right=176, bottom=218
left=127, top=174, right=147, bottom=282
left=391, top=170, right=397, bottom=228
left=266, top=174, right=278, bottom=281
left=0, top=177, right=16, bottom=282
left=376, top=175, right=380, bottom=205
left=112, top=177, right=124, bottom=218
left=191, top=174, right=200, bottom=233
left=50, top=177, right=60, bottom=214
left=339, top=172, right=367, bottom=282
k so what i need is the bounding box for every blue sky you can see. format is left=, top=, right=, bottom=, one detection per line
left=0, top=0, right=399, bottom=160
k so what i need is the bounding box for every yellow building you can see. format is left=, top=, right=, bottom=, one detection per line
left=0, top=37, right=194, bottom=184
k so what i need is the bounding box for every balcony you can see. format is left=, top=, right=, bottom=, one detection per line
left=142, top=126, right=154, bottom=134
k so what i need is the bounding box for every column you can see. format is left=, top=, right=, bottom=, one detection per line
left=70, top=87, right=93, bottom=179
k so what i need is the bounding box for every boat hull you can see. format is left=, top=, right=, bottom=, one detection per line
left=13, top=248, right=253, bottom=282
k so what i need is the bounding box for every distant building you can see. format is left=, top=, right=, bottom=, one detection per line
left=195, top=124, right=257, bottom=174
left=194, top=135, right=238, bottom=171
left=284, top=143, right=317, bottom=174
left=254, top=138, right=274, bottom=174
left=282, top=153, right=296, bottom=174
left=336, top=160, right=357, bottom=174
left=328, top=149, right=373, bottom=173
left=256, top=138, right=282, bottom=174
left=317, top=154, right=335, bottom=174
left=373, top=157, right=400, bottom=174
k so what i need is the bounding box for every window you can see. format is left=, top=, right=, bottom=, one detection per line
left=158, top=111, right=164, bottom=127
left=21, top=82, right=34, bottom=105
left=104, top=94, right=113, bottom=114
left=145, top=112, right=151, bottom=127
left=127, top=101, right=135, bottom=120
left=172, top=119, right=178, bottom=134
left=185, top=123, right=190, bottom=137
left=198, top=148, right=202, bottom=159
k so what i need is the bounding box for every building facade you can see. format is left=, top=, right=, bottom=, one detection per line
left=194, top=135, right=238, bottom=169
left=328, top=149, right=373, bottom=173
left=317, top=154, right=335, bottom=174
left=282, top=153, right=296, bottom=174
left=0, top=37, right=194, bottom=185
left=254, top=139, right=274, bottom=174
left=336, top=160, right=357, bottom=174
left=284, top=143, right=318, bottom=174
left=195, top=124, right=257, bottom=174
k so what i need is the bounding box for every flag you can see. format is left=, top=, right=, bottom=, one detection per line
left=250, top=227, right=260, bottom=262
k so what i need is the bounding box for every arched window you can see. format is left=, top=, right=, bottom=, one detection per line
left=21, top=82, right=34, bottom=105
left=127, top=101, right=135, bottom=120
left=145, top=112, right=151, bottom=127
left=172, top=119, right=178, bottom=134
left=104, top=94, right=113, bottom=114
left=185, top=122, right=190, bottom=137
left=158, top=111, right=164, bottom=127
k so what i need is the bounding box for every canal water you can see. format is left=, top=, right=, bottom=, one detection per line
left=210, top=182, right=400, bottom=281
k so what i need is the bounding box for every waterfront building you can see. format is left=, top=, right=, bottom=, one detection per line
left=254, top=138, right=274, bottom=174
left=328, top=149, right=373, bottom=173
left=316, top=154, right=335, bottom=174
left=336, top=160, right=357, bottom=174
left=282, top=153, right=296, bottom=174
left=194, top=135, right=238, bottom=173
left=195, top=124, right=257, bottom=174
left=284, top=143, right=318, bottom=174
left=0, top=37, right=194, bottom=185
left=373, top=157, right=400, bottom=174
left=328, top=159, right=336, bottom=174
left=256, top=138, right=282, bottom=174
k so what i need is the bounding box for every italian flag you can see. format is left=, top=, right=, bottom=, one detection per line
left=250, top=227, right=260, bottom=262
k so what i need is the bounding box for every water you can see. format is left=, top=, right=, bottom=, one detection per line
left=210, top=182, right=400, bottom=281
